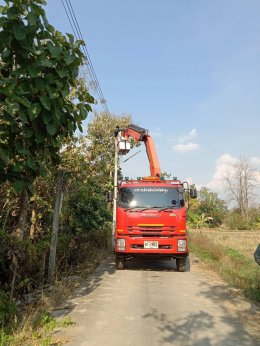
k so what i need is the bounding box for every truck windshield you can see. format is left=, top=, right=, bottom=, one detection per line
left=118, top=187, right=184, bottom=209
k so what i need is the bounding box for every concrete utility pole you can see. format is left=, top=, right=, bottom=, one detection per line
left=48, top=170, right=64, bottom=284
left=112, top=134, right=118, bottom=247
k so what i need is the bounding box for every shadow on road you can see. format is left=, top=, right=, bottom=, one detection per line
left=142, top=281, right=260, bottom=346
left=52, top=257, right=116, bottom=319
left=125, top=258, right=178, bottom=271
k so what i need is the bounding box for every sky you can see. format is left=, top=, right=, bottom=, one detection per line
left=45, top=0, right=260, bottom=201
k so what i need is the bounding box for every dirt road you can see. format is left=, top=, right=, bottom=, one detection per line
left=53, top=256, right=260, bottom=346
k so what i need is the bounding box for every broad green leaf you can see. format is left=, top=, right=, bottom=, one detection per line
left=35, top=78, right=45, bottom=91
left=0, top=16, right=7, bottom=27
left=19, top=112, right=28, bottom=124
left=13, top=179, right=26, bottom=193
left=16, top=146, right=31, bottom=155
left=24, top=126, right=33, bottom=138
left=28, top=65, right=38, bottom=77
left=28, top=183, right=35, bottom=195
left=0, top=6, right=7, bottom=14
left=26, top=157, right=35, bottom=170
left=46, top=24, right=55, bottom=33
left=2, top=48, right=11, bottom=58
left=84, top=93, right=95, bottom=104
left=61, top=88, right=70, bottom=98
left=46, top=85, right=59, bottom=99
left=38, top=57, right=54, bottom=68
left=42, top=109, right=53, bottom=124
left=27, top=12, right=38, bottom=26
left=47, top=42, right=62, bottom=58
left=35, top=129, right=46, bottom=144
left=79, top=104, right=89, bottom=120
left=64, top=54, right=75, bottom=65
left=39, top=95, right=51, bottom=110
left=30, top=103, right=41, bottom=120
left=6, top=102, right=19, bottom=115
left=78, top=123, right=83, bottom=132
left=7, top=6, right=19, bottom=19
left=54, top=105, right=61, bottom=121
left=31, top=3, right=44, bottom=16
left=66, top=33, right=74, bottom=43
left=13, top=23, right=26, bottom=41
left=17, top=97, right=31, bottom=109
left=46, top=122, right=57, bottom=135
left=13, top=162, right=24, bottom=172
left=56, top=69, right=69, bottom=78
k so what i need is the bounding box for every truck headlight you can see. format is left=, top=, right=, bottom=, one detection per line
left=178, top=239, right=186, bottom=252
left=117, top=239, right=125, bottom=251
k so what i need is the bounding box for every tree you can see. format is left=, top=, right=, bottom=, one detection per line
left=86, top=111, right=132, bottom=190
left=0, top=0, right=94, bottom=239
left=187, top=187, right=227, bottom=228
left=199, top=187, right=227, bottom=227
left=224, top=158, right=258, bottom=220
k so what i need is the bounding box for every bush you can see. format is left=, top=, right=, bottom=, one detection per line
left=0, top=291, right=16, bottom=325
left=224, top=210, right=257, bottom=230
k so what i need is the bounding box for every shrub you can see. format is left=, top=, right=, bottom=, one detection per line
left=0, top=291, right=16, bottom=325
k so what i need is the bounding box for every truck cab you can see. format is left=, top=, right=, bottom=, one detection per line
left=115, top=177, right=190, bottom=271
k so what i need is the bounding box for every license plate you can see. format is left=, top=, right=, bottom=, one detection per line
left=144, top=241, right=158, bottom=249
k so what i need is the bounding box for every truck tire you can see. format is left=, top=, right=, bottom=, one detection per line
left=116, top=257, right=125, bottom=270
left=176, top=257, right=189, bottom=272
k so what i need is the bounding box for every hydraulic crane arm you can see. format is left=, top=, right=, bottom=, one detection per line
left=121, top=124, right=161, bottom=177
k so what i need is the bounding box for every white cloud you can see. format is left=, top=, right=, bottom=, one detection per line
left=250, top=157, right=260, bottom=165
left=207, top=153, right=237, bottom=190
left=173, top=142, right=200, bottom=152
left=173, top=128, right=200, bottom=153
left=178, top=128, right=198, bottom=144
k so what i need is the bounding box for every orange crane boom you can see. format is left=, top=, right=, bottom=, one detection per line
left=121, top=124, right=161, bottom=177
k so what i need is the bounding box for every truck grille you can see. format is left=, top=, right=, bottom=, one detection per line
left=127, top=225, right=175, bottom=233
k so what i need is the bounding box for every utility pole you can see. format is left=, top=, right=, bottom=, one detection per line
left=47, top=170, right=64, bottom=284
left=112, top=133, right=118, bottom=247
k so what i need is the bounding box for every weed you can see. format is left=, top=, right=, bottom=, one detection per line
left=190, top=230, right=260, bottom=302
left=60, top=317, right=74, bottom=327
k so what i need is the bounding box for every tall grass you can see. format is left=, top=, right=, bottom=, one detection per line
left=189, top=230, right=260, bottom=302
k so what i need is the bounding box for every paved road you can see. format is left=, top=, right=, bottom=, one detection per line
left=54, top=256, right=260, bottom=346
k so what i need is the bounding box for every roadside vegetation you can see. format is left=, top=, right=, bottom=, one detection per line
left=1, top=0, right=260, bottom=344
left=189, top=229, right=260, bottom=303
left=0, top=0, right=132, bottom=344
left=187, top=169, right=260, bottom=303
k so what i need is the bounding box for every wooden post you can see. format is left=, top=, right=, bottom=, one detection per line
left=47, top=171, right=64, bottom=284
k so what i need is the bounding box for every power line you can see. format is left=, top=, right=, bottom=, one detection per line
left=61, top=0, right=111, bottom=116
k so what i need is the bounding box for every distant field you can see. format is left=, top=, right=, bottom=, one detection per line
left=189, top=229, right=260, bottom=302
left=190, top=228, right=259, bottom=258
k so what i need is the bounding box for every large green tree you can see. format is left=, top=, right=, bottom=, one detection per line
left=0, top=0, right=94, bottom=238
left=188, top=187, right=227, bottom=228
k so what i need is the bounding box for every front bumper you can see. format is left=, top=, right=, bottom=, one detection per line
left=115, top=235, right=188, bottom=256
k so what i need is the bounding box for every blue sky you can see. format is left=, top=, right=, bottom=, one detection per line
left=45, top=0, right=260, bottom=198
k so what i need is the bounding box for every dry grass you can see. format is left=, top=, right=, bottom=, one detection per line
left=189, top=229, right=260, bottom=303
left=1, top=248, right=110, bottom=346
left=191, top=228, right=259, bottom=257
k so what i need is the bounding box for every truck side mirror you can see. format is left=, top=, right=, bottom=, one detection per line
left=107, top=191, right=113, bottom=203
left=190, top=188, right=197, bottom=199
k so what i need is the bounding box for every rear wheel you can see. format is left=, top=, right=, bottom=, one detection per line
left=116, top=256, right=125, bottom=270
left=176, top=257, right=189, bottom=272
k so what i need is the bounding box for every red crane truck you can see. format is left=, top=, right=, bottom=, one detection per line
left=114, top=124, right=197, bottom=271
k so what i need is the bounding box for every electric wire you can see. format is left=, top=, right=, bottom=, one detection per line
left=61, top=0, right=111, bottom=116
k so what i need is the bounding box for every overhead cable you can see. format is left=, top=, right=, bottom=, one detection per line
left=61, top=0, right=111, bottom=116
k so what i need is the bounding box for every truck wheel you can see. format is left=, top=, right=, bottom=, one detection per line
left=176, top=257, right=189, bottom=272
left=116, top=257, right=125, bottom=270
